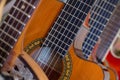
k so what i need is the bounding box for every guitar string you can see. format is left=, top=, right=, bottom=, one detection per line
left=91, top=0, right=118, bottom=60
left=34, top=0, right=76, bottom=71
left=82, top=1, right=116, bottom=58
left=0, top=0, right=34, bottom=63
left=44, top=0, right=85, bottom=75
left=0, top=0, right=36, bottom=53
left=82, top=0, right=108, bottom=59
left=33, top=0, right=88, bottom=74
left=41, top=0, right=90, bottom=75
left=3, top=0, right=34, bottom=41
left=0, top=0, right=21, bottom=60
left=46, top=0, right=109, bottom=77
left=34, top=0, right=95, bottom=76
left=0, top=0, right=22, bottom=54
left=97, top=9, right=120, bottom=60
left=46, top=0, right=115, bottom=77
left=98, top=9, right=120, bottom=57
left=46, top=0, right=98, bottom=76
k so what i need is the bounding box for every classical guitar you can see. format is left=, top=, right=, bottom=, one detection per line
left=23, top=0, right=117, bottom=80
left=0, top=0, right=48, bottom=80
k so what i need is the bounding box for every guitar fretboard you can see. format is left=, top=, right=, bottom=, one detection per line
left=82, top=0, right=119, bottom=59
left=0, top=0, right=39, bottom=68
left=41, top=0, right=96, bottom=57
left=96, top=4, right=120, bottom=61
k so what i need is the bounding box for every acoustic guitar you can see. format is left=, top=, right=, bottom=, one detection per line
left=22, top=0, right=118, bottom=80
left=0, top=0, right=48, bottom=80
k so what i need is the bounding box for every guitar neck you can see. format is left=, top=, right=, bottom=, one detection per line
left=96, top=4, right=120, bottom=61
left=40, top=0, right=96, bottom=58
left=0, top=0, right=39, bottom=68
left=82, top=0, right=119, bottom=59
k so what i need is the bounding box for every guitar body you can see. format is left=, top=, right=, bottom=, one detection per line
left=15, top=0, right=104, bottom=80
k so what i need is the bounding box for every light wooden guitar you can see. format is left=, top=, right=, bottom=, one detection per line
left=20, top=0, right=118, bottom=80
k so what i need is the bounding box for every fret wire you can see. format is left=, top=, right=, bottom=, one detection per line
left=14, top=0, right=29, bottom=23
left=58, top=0, right=92, bottom=48
left=47, top=32, right=72, bottom=49
left=91, top=10, right=111, bottom=20
left=94, top=4, right=113, bottom=14
left=64, top=5, right=87, bottom=22
left=0, top=39, right=13, bottom=54
left=83, top=41, right=94, bottom=48
left=13, top=5, right=31, bottom=18
left=89, top=0, right=103, bottom=20
left=101, top=32, right=115, bottom=40
left=38, top=0, right=77, bottom=59
left=45, top=38, right=68, bottom=52
left=90, top=24, right=103, bottom=33
left=85, top=37, right=97, bottom=46
left=81, top=0, right=117, bottom=57
left=3, top=22, right=21, bottom=34
left=8, top=14, right=25, bottom=26
left=42, top=0, right=96, bottom=74
left=104, top=0, right=116, bottom=7
left=90, top=18, right=107, bottom=27
left=0, top=56, right=6, bottom=61
left=66, top=3, right=88, bottom=17
left=0, top=38, right=13, bottom=48
left=42, top=42, right=64, bottom=57
left=55, top=21, right=77, bottom=36
left=0, top=47, right=9, bottom=55
left=0, top=31, right=17, bottom=46
left=18, top=0, right=35, bottom=15
left=90, top=0, right=110, bottom=24
left=45, top=0, right=83, bottom=50
left=91, top=11, right=110, bottom=20
left=96, top=6, right=120, bottom=60
left=35, top=0, right=95, bottom=72
left=0, top=0, right=21, bottom=44
left=58, top=13, right=83, bottom=29
left=102, top=27, right=117, bottom=37
left=101, top=35, right=113, bottom=43
left=0, top=29, right=17, bottom=41
left=30, top=0, right=39, bottom=6
left=22, top=0, right=36, bottom=9
left=0, top=0, right=38, bottom=68
left=48, top=33, right=71, bottom=46
left=110, top=16, right=120, bottom=25
left=1, top=23, right=20, bottom=40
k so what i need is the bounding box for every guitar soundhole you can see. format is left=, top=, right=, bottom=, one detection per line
left=31, top=47, right=63, bottom=80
